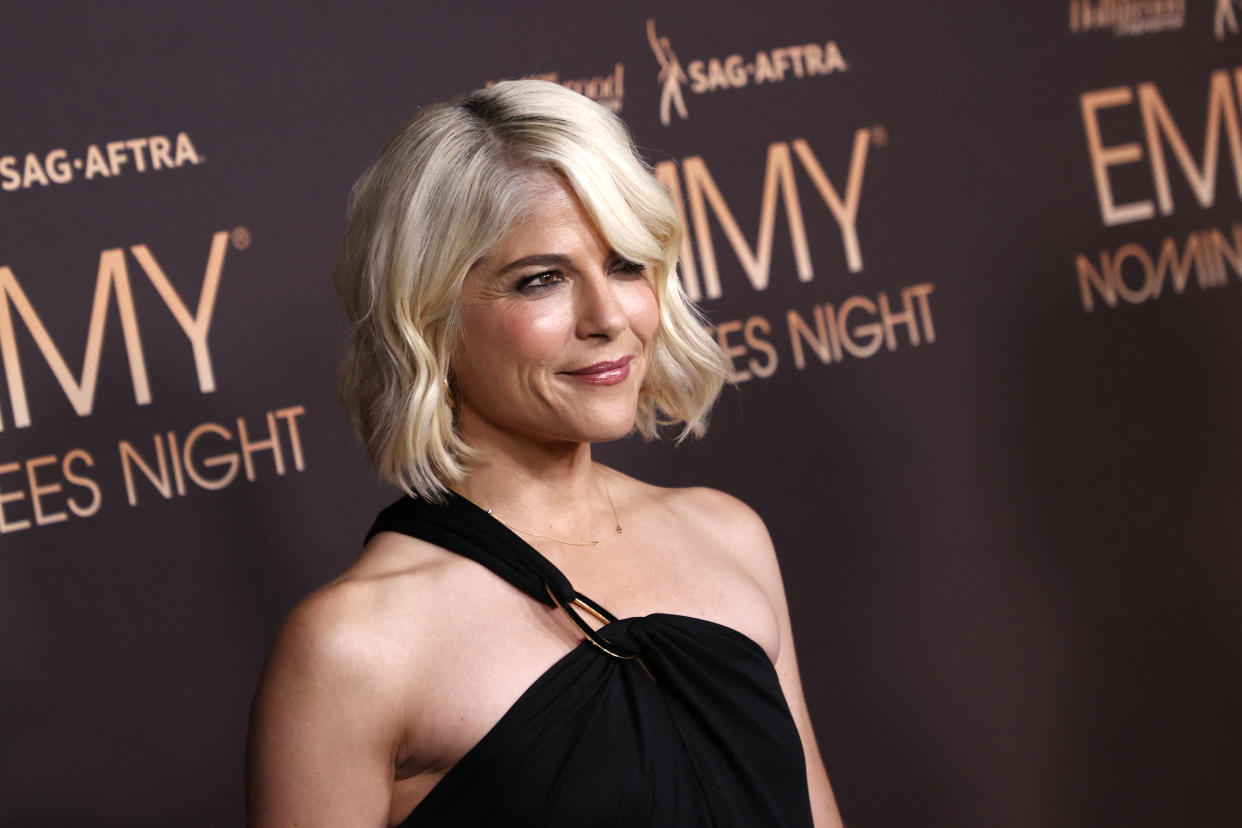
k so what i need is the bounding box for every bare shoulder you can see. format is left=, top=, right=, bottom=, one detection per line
left=247, top=534, right=470, bottom=825
left=628, top=474, right=771, bottom=541
left=667, top=485, right=769, bottom=537
left=256, top=533, right=472, bottom=718
left=608, top=470, right=780, bottom=582
left=672, top=486, right=781, bottom=580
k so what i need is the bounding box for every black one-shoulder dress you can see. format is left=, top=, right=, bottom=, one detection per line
left=367, top=493, right=815, bottom=827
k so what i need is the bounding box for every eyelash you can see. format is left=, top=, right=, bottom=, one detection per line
left=514, top=261, right=646, bottom=293
left=515, top=270, right=567, bottom=293
left=613, top=260, right=646, bottom=277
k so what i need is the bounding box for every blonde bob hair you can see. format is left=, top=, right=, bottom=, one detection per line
left=334, top=79, right=728, bottom=500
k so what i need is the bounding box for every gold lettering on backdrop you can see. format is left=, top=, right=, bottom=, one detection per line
left=786, top=283, right=935, bottom=369
left=706, top=283, right=936, bottom=384
left=275, top=406, right=307, bottom=470
left=166, top=431, right=187, bottom=496
left=653, top=161, right=698, bottom=296
left=0, top=461, right=31, bottom=532
left=486, top=65, right=624, bottom=112
left=792, top=134, right=869, bottom=276
left=119, top=436, right=174, bottom=502
left=1069, top=0, right=1186, bottom=37
left=786, top=304, right=835, bottom=366
left=1076, top=222, right=1242, bottom=311
left=655, top=131, right=873, bottom=301
left=129, top=231, right=227, bottom=394
left=1080, top=86, right=1154, bottom=225
left=237, top=411, right=286, bottom=481
left=82, top=145, right=110, bottom=180
left=149, top=136, right=173, bottom=170
left=744, top=316, right=779, bottom=379
left=1137, top=71, right=1242, bottom=216
left=0, top=230, right=232, bottom=429
left=681, top=143, right=811, bottom=297
left=26, top=454, right=67, bottom=526
left=63, top=449, right=101, bottom=518
left=648, top=17, right=848, bottom=123
left=710, top=316, right=778, bottom=382
left=877, top=289, right=925, bottom=351
left=838, top=295, right=883, bottom=358
left=1080, top=67, right=1242, bottom=226
left=0, top=250, right=150, bottom=428
left=0, top=449, right=101, bottom=533
left=1, top=133, right=204, bottom=192
left=683, top=43, right=847, bottom=94
left=119, top=406, right=307, bottom=506
left=712, top=319, right=750, bottom=382
left=183, top=422, right=241, bottom=491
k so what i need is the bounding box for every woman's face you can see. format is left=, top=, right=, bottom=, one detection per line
left=451, top=175, right=659, bottom=450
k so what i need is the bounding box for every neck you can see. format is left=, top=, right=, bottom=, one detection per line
left=452, top=424, right=614, bottom=546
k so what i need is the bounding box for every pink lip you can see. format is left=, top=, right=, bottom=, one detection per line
left=561, top=355, right=633, bottom=386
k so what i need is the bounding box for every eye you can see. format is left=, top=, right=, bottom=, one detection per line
left=610, top=259, right=647, bottom=278
left=515, top=270, right=566, bottom=293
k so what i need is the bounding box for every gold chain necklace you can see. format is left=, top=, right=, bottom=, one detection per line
left=486, top=466, right=623, bottom=548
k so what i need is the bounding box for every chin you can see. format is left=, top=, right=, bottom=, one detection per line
left=557, top=408, right=640, bottom=445
left=587, top=424, right=638, bottom=444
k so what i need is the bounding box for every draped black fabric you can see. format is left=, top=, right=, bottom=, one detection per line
left=367, top=494, right=815, bottom=827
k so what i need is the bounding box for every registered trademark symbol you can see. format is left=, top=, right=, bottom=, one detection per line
left=870, top=125, right=888, bottom=147
left=231, top=226, right=251, bottom=250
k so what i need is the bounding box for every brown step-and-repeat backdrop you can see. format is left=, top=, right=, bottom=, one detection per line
left=3, top=2, right=1240, bottom=825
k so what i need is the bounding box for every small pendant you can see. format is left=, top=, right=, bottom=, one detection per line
left=591, top=540, right=601, bottom=548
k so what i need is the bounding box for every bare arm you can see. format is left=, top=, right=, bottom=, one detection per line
left=712, top=492, right=846, bottom=828
left=246, top=586, right=403, bottom=827
left=772, top=605, right=845, bottom=827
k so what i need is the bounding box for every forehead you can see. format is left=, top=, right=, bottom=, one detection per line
left=477, top=174, right=610, bottom=268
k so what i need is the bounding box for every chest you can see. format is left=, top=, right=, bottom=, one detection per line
left=391, top=609, right=801, bottom=828
left=395, top=622, right=812, bottom=827
left=539, top=528, right=780, bottom=661
left=394, top=538, right=779, bottom=786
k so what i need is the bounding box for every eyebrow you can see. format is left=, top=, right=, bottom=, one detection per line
left=494, top=253, right=575, bottom=275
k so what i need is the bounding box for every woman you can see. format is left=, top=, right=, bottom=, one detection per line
left=247, top=79, right=843, bottom=827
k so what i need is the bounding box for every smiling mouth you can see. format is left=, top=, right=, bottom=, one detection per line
left=561, top=355, right=633, bottom=386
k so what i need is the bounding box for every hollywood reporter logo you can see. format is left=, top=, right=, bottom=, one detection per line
left=1068, top=0, right=1186, bottom=36
left=646, top=20, right=848, bottom=126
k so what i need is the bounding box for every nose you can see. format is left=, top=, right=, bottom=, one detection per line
left=574, top=270, right=627, bottom=340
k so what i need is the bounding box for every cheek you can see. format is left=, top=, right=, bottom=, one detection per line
left=625, top=283, right=660, bottom=345
left=494, top=304, right=573, bottom=363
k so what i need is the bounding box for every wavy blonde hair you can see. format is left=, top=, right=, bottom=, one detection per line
left=334, top=79, right=728, bottom=500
